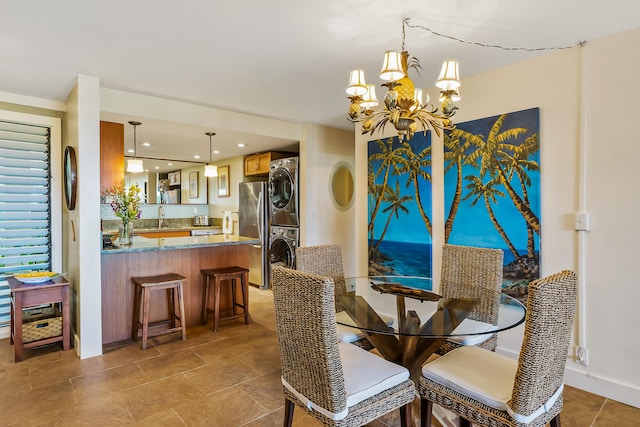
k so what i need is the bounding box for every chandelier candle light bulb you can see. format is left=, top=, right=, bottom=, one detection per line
left=126, top=121, right=144, bottom=173
left=347, top=69, right=368, bottom=96
left=204, top=132, right=218, bottom=178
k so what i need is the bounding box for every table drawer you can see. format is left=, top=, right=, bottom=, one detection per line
left=22, top=306, right=62, bottom=343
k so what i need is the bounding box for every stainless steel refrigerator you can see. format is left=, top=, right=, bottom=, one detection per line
left=239, top=181, right=270, bottom=289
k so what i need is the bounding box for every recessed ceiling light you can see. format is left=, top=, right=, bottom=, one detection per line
left=154, top=166, right=160, bottom=169
left=194, top=155, right=200, bottom=159
left=237, top=143, right=246, bottom=148
left=142, top=142, right=151, bottom=147
left=167, top=162, right=173, bottom=166
left=127, top=149, right=135, bottom=153
left=213, top=150, right=220, bottom=154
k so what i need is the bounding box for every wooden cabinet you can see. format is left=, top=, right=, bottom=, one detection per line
left=100, top=121, right=124, bottom=190
left=101, top=244, right=250, bottom=344
left=8, top=276, right=71, bottom=362
left=136, top=230, right=191, bottom=238
left=244, top=151, right=291, bottom=176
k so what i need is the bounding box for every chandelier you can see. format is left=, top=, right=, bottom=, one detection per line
left=346, top=18, right=461, bottom=141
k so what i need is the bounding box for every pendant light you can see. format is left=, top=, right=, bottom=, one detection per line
left=126, top=121, right=144, bottom=173
left=204, top=132, right=218, bottom=177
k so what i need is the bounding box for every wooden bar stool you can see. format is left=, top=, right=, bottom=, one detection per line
left=201, top=266, right=250, bottom=332
left=131, top=273, right=187, bottom=350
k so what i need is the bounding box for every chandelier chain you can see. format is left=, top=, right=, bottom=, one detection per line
left=404, top=18, right=585, bottom=52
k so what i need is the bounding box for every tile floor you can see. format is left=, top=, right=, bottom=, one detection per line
left=1, top=286, right=638, bottom=426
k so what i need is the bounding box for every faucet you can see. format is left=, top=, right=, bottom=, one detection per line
left=158, top=205, right=165, bottom=228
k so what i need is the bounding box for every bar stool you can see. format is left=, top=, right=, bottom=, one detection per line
left=201, top=266, right=250, bottom=332
left=131, top=273, right=187, bottom=350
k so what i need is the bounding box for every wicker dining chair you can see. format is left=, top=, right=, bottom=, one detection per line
left=296, top=244, right=393, bottom=350
left=436, top=244, right=504, bottom=355
left=272, top=266, right=415, bottom=427
left=419, top=270, right=578, bottom=427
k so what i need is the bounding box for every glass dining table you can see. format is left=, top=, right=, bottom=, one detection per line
left=336, top=276, right=526, bottom=379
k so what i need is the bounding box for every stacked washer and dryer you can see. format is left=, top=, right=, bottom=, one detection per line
left=268, top=156, right=299, bottom=280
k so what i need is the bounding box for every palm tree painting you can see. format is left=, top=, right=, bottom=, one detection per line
left=368, top=131, right=433, bottom=283
left=444, top=108, right=540, bottom=300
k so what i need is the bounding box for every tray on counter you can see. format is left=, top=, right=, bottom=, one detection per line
left=370, top=282, right=442, bottom=301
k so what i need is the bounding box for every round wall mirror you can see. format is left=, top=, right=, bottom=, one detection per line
left=330, top=162, right=354, bottom=210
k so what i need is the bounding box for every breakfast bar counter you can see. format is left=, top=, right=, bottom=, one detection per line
left=101, top=235, right=259, bottom=345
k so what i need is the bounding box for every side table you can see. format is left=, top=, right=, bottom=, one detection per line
left=8, top=275, right=71, bottom=362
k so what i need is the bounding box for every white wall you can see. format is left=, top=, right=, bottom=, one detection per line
left=207, top=155, right=245, bottom=224
left=299, top=124, right=357, bottom=275
left=64, top=75, right=103, bottom=359
left=180, top=164, right=208, bottom=205
left=355, top=27, right=640, bottom=407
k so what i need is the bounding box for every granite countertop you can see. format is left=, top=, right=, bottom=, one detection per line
left=101, top=234, right=259, bottom=254
left=102, top=226, right=222, bottom=234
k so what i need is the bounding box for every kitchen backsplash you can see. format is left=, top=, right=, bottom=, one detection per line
left=100, top=203, right=209, bottom=221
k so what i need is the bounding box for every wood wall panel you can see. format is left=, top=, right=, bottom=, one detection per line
left=101, top=245, right=249, bottom=344
left=100, top=121, right=124, bottom=190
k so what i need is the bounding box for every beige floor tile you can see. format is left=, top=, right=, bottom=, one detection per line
left=182, top=355, right=262, bottom=395
left=594, top=399, right=640, bottom=427
left=176, top=385, right=270, bottom=426
left=70, top=362, right=150, bottom=395
left=0, top=361, right=31, bottom=399
left=0, top=286, right=636, bottom=426
left=135, top=347, right=207, bottom=380
left=561, top=385, right=606, bottom=426
left=1, top=379, right=76, bottom=425
left=193, top=336, right=257, bottom=363
left=237, top=371, right=285, bottom=412
left=50, top=392, right=135, bottom=427
left=126, top=408, right=187, bottom=426
left=120, top=374, right=205, bottom=421
left=28, top=353, right=109, bottom=389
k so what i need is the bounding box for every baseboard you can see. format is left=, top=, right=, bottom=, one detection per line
left=497, top=346, right=640, bottom=409
left=564, top=365, right=640, bottom=409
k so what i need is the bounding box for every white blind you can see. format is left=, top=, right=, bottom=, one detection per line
left=0, top=120, right=51, bottom=327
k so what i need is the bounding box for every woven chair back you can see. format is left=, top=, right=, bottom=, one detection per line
left=296, top=244, right=346, bottom=311
left=510, top=270, right=578, bottom=417
left=440, top=244, right=504, bottom=324
left=272, top=266, right=347, bottom=416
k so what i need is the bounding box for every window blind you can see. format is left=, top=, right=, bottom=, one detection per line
left=0, top=120, right=51, bottom=327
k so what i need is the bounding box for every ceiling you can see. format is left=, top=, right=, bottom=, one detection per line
left=2, top=1, right=639, bottom=171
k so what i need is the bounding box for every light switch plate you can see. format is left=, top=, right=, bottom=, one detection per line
left=574, top=212, right=590, bottom=231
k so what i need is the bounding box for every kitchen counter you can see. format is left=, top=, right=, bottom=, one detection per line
left=103, top=225, right=222, bottom=234
left=102, top=233, right=258, bottom=254
left=101, top=234, right=257, bottom=345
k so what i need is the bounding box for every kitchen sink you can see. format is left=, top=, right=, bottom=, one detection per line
left=190, top=229, right=222, bottom=236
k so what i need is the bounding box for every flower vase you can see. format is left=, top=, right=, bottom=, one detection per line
left=119, top=222, right=133, bottom=246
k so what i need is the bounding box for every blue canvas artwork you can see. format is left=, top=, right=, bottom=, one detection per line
left=367, top=131, right=433, bottom=285
left=444, top=107, right=540, bottom=300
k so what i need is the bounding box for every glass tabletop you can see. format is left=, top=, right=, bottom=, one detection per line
left=336, top=275, right=526, bottom=338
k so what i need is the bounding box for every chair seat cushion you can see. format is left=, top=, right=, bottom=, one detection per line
left=335, top=311, right=394, bottom=343
left=447, top=319, right=494, bottom=346
left=339, top=342, right=410, bottom=408
left=422, top=345, right=517, bottom=410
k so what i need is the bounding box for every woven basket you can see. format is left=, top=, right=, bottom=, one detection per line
left=22, top=306, right=62, bottom=343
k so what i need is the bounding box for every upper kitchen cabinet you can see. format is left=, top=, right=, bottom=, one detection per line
left=100, top=121, right=124, bottom=190
left=244, top=151, right=291, bottom=176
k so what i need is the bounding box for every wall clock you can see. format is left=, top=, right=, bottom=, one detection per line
left=63, top=146, right=77, bottom=210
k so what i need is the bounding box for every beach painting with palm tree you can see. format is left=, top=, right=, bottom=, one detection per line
left=368, top=131, right=433, bottom=285
left=444, top=107, right=540, bottom=300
